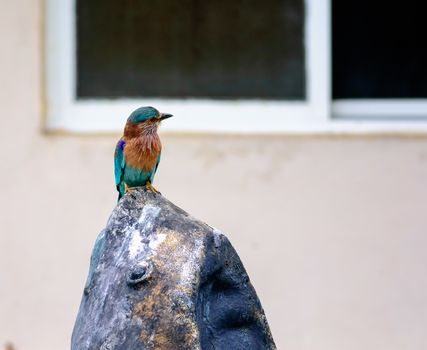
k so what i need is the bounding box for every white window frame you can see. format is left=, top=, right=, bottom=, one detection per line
left=333, top=99, right=427, bottom=120
left=45, top=0, right=427, bottom=133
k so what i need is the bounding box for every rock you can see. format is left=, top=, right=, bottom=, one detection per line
left=72, top=188, right=276, bottom=349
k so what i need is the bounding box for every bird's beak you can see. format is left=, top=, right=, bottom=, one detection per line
left=159, top=113, right=173, bottom=120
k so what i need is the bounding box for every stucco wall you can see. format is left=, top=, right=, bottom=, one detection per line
left=1, top=1, right=427, bottom=349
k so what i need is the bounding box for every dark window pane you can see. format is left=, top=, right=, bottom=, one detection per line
left=77, top=0, right=305, bottom=100
left=333, top=1, right=427, bottom=99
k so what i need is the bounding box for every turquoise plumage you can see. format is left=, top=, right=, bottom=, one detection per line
left=114, top=138, right=126, bottom=198
left=114, top=107, right=172, bottom=200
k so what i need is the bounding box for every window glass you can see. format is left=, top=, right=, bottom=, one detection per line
left=77, top=0, right=305, bottom=100
left=333, top=0, right=427, bottom=99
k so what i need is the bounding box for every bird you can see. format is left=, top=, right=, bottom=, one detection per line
left=114, top=106, right=173, bottom=201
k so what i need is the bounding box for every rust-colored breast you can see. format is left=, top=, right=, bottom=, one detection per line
left=124, top=137, right=162, bottom=171
left=123, top=121, right=162, bottom=171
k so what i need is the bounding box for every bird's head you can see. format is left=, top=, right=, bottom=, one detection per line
left=128, top=106, right=173, bottom=124
left=125, top=106, right=173, bottom=137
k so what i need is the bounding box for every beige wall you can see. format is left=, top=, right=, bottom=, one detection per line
left=2, top=1, right=427, bottom=349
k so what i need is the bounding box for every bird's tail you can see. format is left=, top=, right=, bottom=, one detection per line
left=117, top=183, right=125, bottom=202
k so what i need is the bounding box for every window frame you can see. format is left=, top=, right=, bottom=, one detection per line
left=45, top=0, right=427, bottom=133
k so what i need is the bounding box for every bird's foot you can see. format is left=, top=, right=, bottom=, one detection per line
left=145, top=181, right=161, bottom=195
left=124, top=183, right=139, bottom=194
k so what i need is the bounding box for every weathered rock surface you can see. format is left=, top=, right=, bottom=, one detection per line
left=72, top=188, right=276, bottom=349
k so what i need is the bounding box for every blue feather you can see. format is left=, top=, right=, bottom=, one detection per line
left=114, top=138, right=126, bottom=200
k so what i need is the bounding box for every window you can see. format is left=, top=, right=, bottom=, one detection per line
left=46, top=0, right=427, bottom=133
left=332, top=0, right=427, bottom=119
left=77, top=0, right=306, bottom=100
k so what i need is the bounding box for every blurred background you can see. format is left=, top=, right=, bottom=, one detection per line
left=1, top=0, right=427, bottom=349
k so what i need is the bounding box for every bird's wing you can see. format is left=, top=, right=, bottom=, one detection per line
left=114, top=138, right=126, bottom=198
left=149, top=152, right=161, bottom=183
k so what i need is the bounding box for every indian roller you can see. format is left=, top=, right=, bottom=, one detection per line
left=114, top=106, right=173, bottom=200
